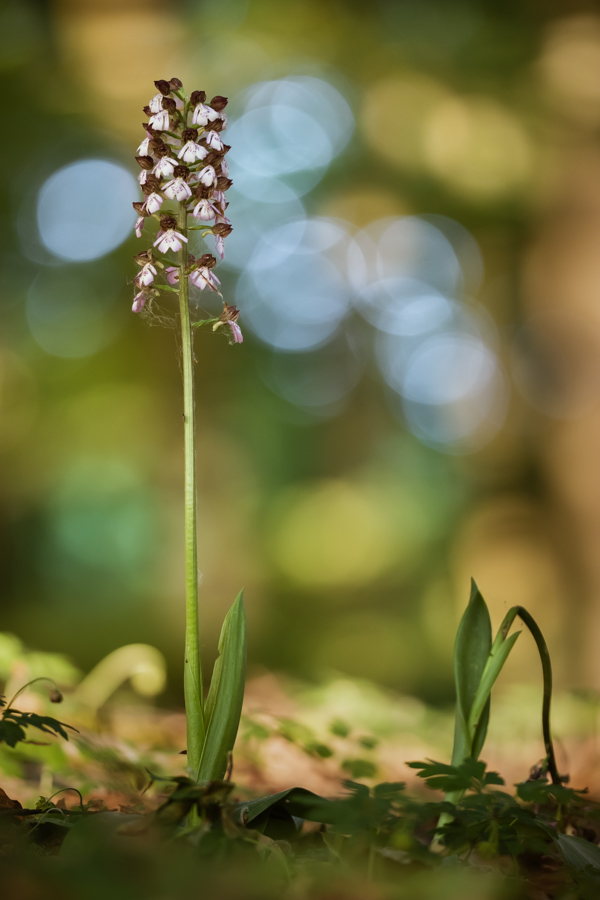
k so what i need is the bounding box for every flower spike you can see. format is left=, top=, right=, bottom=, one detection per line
left=131, top=78, right=237, bottom=324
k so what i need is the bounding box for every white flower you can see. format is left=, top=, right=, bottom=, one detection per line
left=149, top=93, right=165, bottom=114
left=137, top=263, right=157, bottom=286
left=132, top=290, right=148, bottom=313
left=154, top=229, right=188, bottom=254
left=143, top=192, right=163, bottom=214
left=220, top=157, right=230, bottom=177
left=189, top=267, right=221, bottom=291
left=203, top=131, right=224, bottom=151
left=215, top=235, right=225, bottom=260
left=192, top=199, right=217, bottom=221
left=192, top=103, right=219, bottom=126
left=198, top=165, right=217, bottom=187
left=165, top=266, right=179, bottom=285
left=153, top=157, right=178, bottom=179
left=135, top=216, right=145, bottom=238
left=212, top=189, right=226, bottom=210
left=177, top=141, right=208, bottom=164
left=148, top=110, right=170, bottom=131
left=163, top=177, right=192, bottom=201
left=138, top=170, right=148, bottom=185
left=219, top=112, right=228, bottom=129
left=137, top=136, right=151, bottom=155
left=229, top=321, right=243, bottom=343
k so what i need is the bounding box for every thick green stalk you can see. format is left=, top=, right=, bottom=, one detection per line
left=178, top=200, right=205, bottom=774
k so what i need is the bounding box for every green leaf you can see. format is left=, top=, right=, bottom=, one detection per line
left=409, top=758, right=504, bottom=794
left=451, top=579, right=492, bottom=770
left=341, top=758, right=377, bottom=779
left=466, top=608, right=521, bottom=757
left=234, top=787, right=334, bottom=826
left=0, top=707, right=76, bottom=747
left=517, top=780, right=586, bottom=806
left=556, top=833, right=600, bottom=876
left=196, top=591, right=246, bottom=782
left=0, top=719, right=26, bottom=747
left=330, top=718, right=351, bottom=738
left=306, top=742, right=334, bottom=758
left=373, top=782, right=406, bottom=799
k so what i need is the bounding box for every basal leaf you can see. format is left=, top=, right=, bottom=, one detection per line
left=196, top=591, right=246, bottom=782
left=451, top=580, right=492, bottom=770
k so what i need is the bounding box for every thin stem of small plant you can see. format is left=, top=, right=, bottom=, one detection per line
left=513, top=607, right=561, bottom=785
left=178, top=198, right=205, bottom=775
left=4, top=677, right=59, bottom=712
left=468, top=605, right=561, bottom=785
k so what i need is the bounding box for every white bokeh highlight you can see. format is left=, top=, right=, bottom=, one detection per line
left=37, top=159, right=138, bottom=262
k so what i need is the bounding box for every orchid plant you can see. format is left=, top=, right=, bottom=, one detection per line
left=131, top=78, right=246, bottom=783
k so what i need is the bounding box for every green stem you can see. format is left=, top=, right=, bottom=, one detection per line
left=4, top=677, right=58, bottom=712
left=466, top=605, right=560, bottom=785
left=178, top=199, right=205, bottom=775
left=513, top=606, right=561, bottom=785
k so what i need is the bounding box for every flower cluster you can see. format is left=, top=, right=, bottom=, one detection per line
left=132, top=78, right=239, bottom=342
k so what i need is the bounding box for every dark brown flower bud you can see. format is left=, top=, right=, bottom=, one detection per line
left=197, top=253, right=217, bottom=269
left=145, top=173, right=161, bottom=191
left=212, top=223, right=233, bottom=237
left=136, top=155, right=154, bottom=170
left=162, top=97, right=177, bottom=114
left=160, top=214, right=178, bottom=230
left=143, top=105, right=152, bottom=117
left=210, top=96, right=228, bottom=112
left=216, top=176, right=233, bottom=191
left=173, top=164, right=189, bottom=179
left=141, top=178, right=163, bottom=196
left=221, top=143, right=231, bottom=155
left=155, top=79, right=171, bottom=96
left=194, top=183, right=214, bottom=200
left=190, top=90, right=206, bottom=106
left=203, top=150, right=223, bottom=167
left=169, top=77, right=183, bottom=90
left=150, top=138, right=169, bottom=157
left=134, top=249, right=154, bottom=265
left=49, top=688, right=63, bottom=704
left=182, top=128, right=198, bottom=141
left=210, top=119, right=225, bottom=133
left=142, top=123, right=160, bottom=136
left=133, top=201, right=150, bottom=216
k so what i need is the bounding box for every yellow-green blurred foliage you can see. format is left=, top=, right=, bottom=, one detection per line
left=0, top=0, right=599, bottom=711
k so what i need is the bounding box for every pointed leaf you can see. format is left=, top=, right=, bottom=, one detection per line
left=451, top=579, right=491, bottom=768
left=197, top=591, right=246, bottom=782
left=467, top=630, right=520, bottom=752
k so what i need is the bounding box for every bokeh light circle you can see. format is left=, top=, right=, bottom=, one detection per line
left=228, top=76, right=354, bottom=201
left=37, top=159, right=138, bottom=262
left=237, top=217, right=353, bottom=351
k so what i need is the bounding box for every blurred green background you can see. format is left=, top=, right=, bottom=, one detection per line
left=1, top=0, right=598, bottom=708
